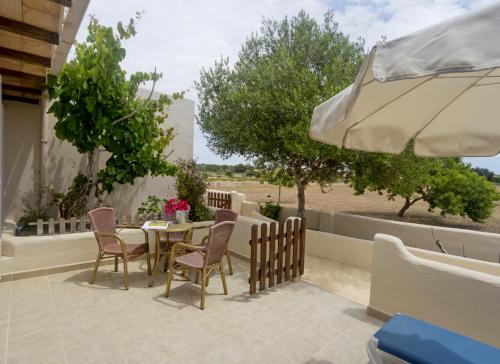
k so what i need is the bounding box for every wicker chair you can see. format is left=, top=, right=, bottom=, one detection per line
left=190, top=209, right=238, bottom=275
left=165, top=221, right=236, bottom=309
left=88, top=207, right=151, bottom=290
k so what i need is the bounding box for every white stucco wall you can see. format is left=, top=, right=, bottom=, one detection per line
left=3, top=101, right=42, bottom=222
left=369, top=234, right=500, bottom=347
left=3, top=92, right=194, bottom=223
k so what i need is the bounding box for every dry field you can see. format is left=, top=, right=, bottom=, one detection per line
left=210, top=180, right=500, bottom=234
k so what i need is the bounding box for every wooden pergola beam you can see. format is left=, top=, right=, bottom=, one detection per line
left=0, top=46, right=51, bottom=67
left=2, top=83, right=42, bottom=95
left=3, top=94, right=40, bottom=105
left=0, top=68, right=45, bottom=83
left=48, top=0, right=73, bottom=7
left=0, top=16, right=59, bottom=45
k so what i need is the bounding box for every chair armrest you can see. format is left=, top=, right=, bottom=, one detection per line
left=94, top=232, right=127, bottom=255
left=170, top=242, right=205, bottom=261
left=117, top=224, right=142, bottom=229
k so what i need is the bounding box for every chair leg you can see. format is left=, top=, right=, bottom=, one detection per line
left=114, top=256, right=118, bottom=272
left=146, top=252, right=152, bottom=275
left=123, top=259, right=129, bottom=290
left=206, top=273, right=210, bottom=287
left=163, top=254, right=169, bottom=272
left=200, top=268, right=206, bottom=310
left=219, top=264, right=228, bottom=295
left=225, top=251, right=233, bottom=275
left=165, top=266, right=174, bottom=297
left=90, top=252, right=102, bottom=284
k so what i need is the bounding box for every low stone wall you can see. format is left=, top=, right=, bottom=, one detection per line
left=279, top=207, right=500, bottom=263
left=369, top=234, right=500, bottom=347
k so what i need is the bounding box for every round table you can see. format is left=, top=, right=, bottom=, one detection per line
left=144, top=222, right=193, bottom=287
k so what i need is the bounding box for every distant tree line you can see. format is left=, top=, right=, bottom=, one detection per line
left=472, top=167, right=500, bottom=184
left=198, top=163, right=256, bottom=177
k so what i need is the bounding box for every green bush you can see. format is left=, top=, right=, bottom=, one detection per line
left=175, top=158, right=212, bottom=221
left=427, top=161, right=500, bottom=223
left=17, top=185, right=49, bottom=235
left=50, top=174, right=90, bottom=219
left=137, top=195, right=164, bottom=216
left=259, top=202, right=281, bottom=220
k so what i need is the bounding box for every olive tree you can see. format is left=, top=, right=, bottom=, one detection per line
left=196, top=11, right=365, bottom=217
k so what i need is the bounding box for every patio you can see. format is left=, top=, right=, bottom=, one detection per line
left=0, top=256, right=381, bottom=364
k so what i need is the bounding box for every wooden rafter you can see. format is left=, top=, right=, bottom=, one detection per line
left=0, top=16, right=59, bottom=45
left=48, top=0, right=73, bottom=7
left=0, top=46, right=51, bottom=67
left=2, top=83, right=42, bottom=95
left=0, top=68, right=45, bottom=82
left=3, top=94, right=40, bottom=105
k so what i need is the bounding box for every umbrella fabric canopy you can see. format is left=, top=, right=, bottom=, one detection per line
left=310, top=3, right=500, bottom=157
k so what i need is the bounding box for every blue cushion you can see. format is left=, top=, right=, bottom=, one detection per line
left=374, top=314, right=500, bottom=364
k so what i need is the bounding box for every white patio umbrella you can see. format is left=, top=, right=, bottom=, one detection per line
left=310, top=2, right=500, bottom=157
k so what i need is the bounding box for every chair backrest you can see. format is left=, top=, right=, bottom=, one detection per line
left=88, top=207, right=117, bottom=249
left=204, top=221, right=235, bottom=266
left=215, top=209, right=238, bottom=224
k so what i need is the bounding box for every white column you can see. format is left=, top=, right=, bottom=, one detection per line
left=40, top=91, right=49, bottom=205
left=0, top=75, right=3, bottom=275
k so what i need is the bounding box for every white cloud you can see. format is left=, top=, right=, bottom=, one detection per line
left=76, top=0, right=499, bottom=167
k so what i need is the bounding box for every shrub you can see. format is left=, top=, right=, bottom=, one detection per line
left=427, top=161, right=500, bottom=223
left=259, top=202, right=281, bottom=220
left=175, top=158, right=211, bottom=221
left=137, top=195, right=164, bottom=216
left=17, top=184, right=50, bottom=235
left=50, top=174, right=90, bottom=218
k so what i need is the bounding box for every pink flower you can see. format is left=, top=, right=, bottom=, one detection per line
left=163, top=198, right=190, bottom=214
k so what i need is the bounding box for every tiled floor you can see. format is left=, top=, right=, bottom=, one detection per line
left=302, top=255, right=371, bottom=306
left=0, top=257, right=381, bottom=364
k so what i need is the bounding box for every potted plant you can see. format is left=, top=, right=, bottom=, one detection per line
left=163, top=198, right=190, bottom=224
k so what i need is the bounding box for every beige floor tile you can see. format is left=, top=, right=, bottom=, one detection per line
left=11, top=288, right=51, bottom=307
left=9, top=311, right=57, bottom=338
left=7, top=328, right=64, bottom=361
left=12, top=277, right=49, bottom=294
left=307, top=332, right=370, bottom=364
left=273, top=330, right=322, bottom=363
left=1, top=258, right=380, bottom=364
left=237, top=344, right=293, bottom=364
left=6, top=347, right=66, bottom=364
left=10, top=299, right=54, bottom=321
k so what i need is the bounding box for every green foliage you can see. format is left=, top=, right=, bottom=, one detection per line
left=175, top=159, right=211, bottom=221
left=472, top=167, right=495, bottom=182
left=197, top=163, right=255, bottom=177
left=196, top=10, right=365, bottom=217
left=351, top=148, right=499, bottom=222
left=46, top=15, right=178, bottom=206
left=427, top=160, right=499, bottom=223
left=137, top=195, right=164, bottom=216
left=350, top=146, right=438, bottom=206
left=17, top=185, right=50, bottom=233
left=259, top=202, right=282, bottom=220
left=50, top=174, right=90, bottom=218
left=255, top=163, right=295, bottom=188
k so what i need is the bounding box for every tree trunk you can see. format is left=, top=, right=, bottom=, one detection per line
left=398, top=198, right=411, bottom=217
left=86, top=147, right=100, bottom=208
left=278, top=184, right=282, bottom=204
left=296, top=181, right=306, bottom=218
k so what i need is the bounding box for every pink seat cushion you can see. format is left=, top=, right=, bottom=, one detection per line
left=175, top=251, right=204, bottom=269
left=102, top=243, right=148, bottom=260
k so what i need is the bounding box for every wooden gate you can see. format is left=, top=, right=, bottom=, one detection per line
left=207, top=191, right=232, bottom=209
left=249, top=218, right=306, bottom=294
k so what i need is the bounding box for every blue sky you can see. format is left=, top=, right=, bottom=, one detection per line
left=76, top=0, right=500, bottom=172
